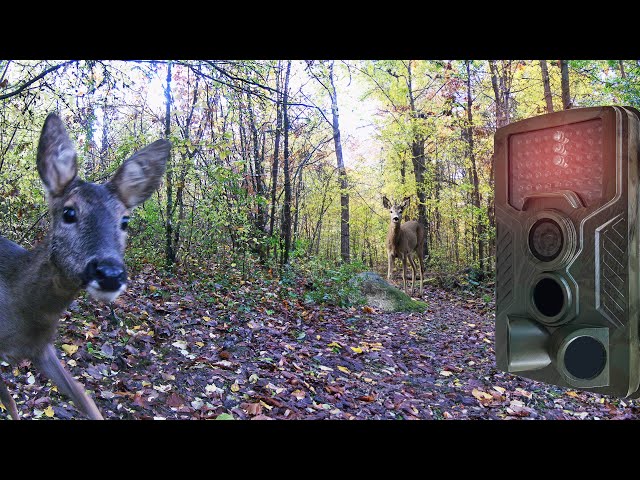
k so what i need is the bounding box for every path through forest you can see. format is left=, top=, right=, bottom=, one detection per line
left=2, top=265, right=639, bottom=420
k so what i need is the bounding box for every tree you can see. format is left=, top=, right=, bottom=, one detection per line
left=560, top=60, right=571, bottom=109
left=307, top=60, right=351, bottom=264
left=539, top=60, right=554, bottom=113
left=464, top=60, right=484, bottom=278
left=280, top=61, right=292, bottom=266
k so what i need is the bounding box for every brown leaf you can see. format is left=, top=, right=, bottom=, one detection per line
left=132, top=393, right=147, bottom=408
left=291, top=389, right=306, bottom=400
left=166, top=392, right=185, bottom=408
left=251, top=414, right=274, bottom=420
left=219, top=350, right=231, bottom=360
left=325, top=385, right=345, bottom=396
left=472, top=388, right=493, bottom=406
left=357, top=394, right=376, bottom=403
left=241, top=402, right=263, bottom=416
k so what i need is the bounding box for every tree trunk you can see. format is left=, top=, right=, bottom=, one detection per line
left=619, top=60, right=627, bottom=78
left=269, top=61, right=282, bottom=239
left=465, top=60, right=484, bottom=278
left=488, top=60, right=507, bottom=128
left=539, top=60, right=554, bottom=113
left=328, top=61, right=350, bottom=264
left=406, top=61, right=429, bottom=262
left=280, top=60, right=292, bottom=266
left=560, top=60, right=571, bottom=109
left=164, top=61, right=175, bottom=268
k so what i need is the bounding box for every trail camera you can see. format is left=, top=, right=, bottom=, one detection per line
left=494, top=106, right=640, bottom=397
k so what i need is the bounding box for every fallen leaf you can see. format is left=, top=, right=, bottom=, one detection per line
left=337, top=366, right=351, bottom=374
left=515, top=388, right=533, bottom=399
left=439, top=370, right=453, bottom=377
left=195, top=342, right=205, bottom=348
left=362, top=306, right=374, bottom=314
left=44, top=406, right=54, bottom=418
left=350, top=346, right=363, bottom=354
left=241, top=402, right=263, bottom=415
left=492, top=386, right=506, bottom=394
left=357, top=394, right=376, bottom=402
left=166, top=392, right=185, bottom=407
left=251, top=414, right=274, bottom=420
left=472, top=388, right=493, bottom=406
left=291, top=389, right=306, bottom=400
left=231, top=382, right=240, bottom=393
left=566, top=391, right=579, bottom=398
left=61, top=344, right=78, bottom=356
left=325, top=385, right=345, bottom=395
left=216, top=413, right=234, bottom=420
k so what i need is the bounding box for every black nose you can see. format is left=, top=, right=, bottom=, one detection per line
left=85, top=260, right=127, bottom=291
left=393, top=217, right=399, bottom=222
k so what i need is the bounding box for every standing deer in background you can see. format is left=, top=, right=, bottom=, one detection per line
left=383, top=196, right=425, bottom=296
left=0, top=113, right=170, bottom=419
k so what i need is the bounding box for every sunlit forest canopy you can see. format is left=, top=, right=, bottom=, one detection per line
left=0, top=60, right=636, bottom=278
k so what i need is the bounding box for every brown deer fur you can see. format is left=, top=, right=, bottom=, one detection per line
left=383, top=196, right=425, bottom=296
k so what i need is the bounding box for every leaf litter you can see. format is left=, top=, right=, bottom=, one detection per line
left=2, top=262, right=640, bottom=420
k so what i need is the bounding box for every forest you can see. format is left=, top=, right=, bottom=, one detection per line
left=1, top=59, right=640, bottom=420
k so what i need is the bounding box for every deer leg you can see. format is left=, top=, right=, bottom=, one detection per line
left=0, top=377, right=20, bottom=420
left=387, top=252, right=394, bottom=282
left=33, top=344, right=103, bottom=420
left=407, top=254, right=417, bottom=295
left=402, top=255, right=408, bottom=293
left=418, top=252, right=424, bottom=296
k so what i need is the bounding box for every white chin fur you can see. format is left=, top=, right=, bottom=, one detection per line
left=87, top=281, right=127, bottom=303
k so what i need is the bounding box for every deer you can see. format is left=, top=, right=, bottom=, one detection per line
left=0, top=113, right=170, bottom=419
left=383, top=196, right=425, bottom=296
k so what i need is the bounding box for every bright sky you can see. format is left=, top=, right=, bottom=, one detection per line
left=140, top=61, right=381, bottom=169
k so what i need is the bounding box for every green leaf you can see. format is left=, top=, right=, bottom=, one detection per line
left=216, top=413, right=234, bottom=420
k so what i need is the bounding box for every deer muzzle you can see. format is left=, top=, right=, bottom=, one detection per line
left=83, top=259, right=128, bottom=303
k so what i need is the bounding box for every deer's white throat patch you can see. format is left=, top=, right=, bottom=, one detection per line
left=86, top=281, right=127, bottom=303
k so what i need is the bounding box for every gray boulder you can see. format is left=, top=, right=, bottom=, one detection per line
left=352, top=271, right=427, bottom=313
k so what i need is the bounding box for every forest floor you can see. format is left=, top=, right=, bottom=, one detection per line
left=3, top=262, right=640, bottom=420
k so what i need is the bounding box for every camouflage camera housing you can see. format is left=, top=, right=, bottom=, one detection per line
left=495, top=106, right=640, bottom=397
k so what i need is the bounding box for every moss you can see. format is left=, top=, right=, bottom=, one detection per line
left=353, top=272, right=428, bottom=313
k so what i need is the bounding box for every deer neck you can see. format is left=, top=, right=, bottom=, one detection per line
left=387, top=221, right=403, bottom=252
left=16, top=238, right=81, bottom=322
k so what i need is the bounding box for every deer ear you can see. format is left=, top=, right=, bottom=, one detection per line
left=108, top=139, right=171, bottom=208
left=36, top=113, right=78, bottom=198
left=383, top=196, right=391, bottom=209
left=402, top=196, right=411, bottom=208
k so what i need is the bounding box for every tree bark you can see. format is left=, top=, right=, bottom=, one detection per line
left=406, top=61, right=429, bottom=261
left=164, top=61, right=175, bottom=267
left=268, top=61, right=282, bottom=240
left=280, top=60, right=292, bottom=266
left=619, top=60, right=627, bottom=78
left=465, top=60, right=484, bottom=278
left=539, top=60, right=554, bottom=113
left=328, top=61, right=350, bottom=264
left=560, top=60, right=571, bottom=109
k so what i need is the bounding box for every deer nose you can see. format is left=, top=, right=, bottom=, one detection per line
left=393, top=217, right=399, bottom=222
left=85, top=260, right=127, bottom=291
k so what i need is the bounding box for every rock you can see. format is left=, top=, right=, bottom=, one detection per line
left=351, top=272, right=427, bottom=313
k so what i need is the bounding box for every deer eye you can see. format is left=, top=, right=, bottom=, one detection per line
left=121, top=216, right=130, bottom=231
left=62, top=207, right=77, bottom=224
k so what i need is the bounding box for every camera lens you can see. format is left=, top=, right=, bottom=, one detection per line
left=533, top=277, right=565, bottom=318
left=529, top=218, right=563, bottom=262
left=564, top=336, right=607, bottom=380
